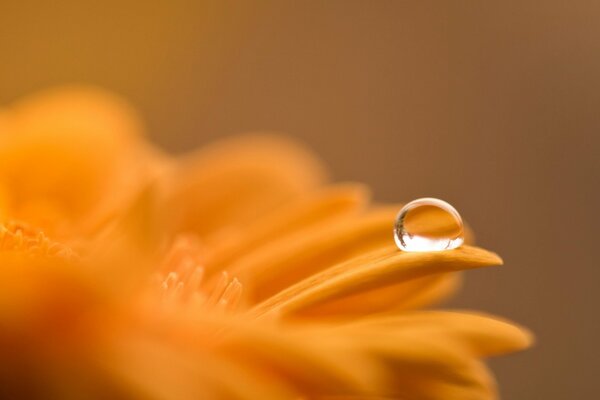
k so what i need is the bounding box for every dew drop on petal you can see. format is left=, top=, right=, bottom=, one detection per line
left=394, top=198, right=464, bottom=252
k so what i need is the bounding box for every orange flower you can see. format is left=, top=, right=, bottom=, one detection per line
left=0, top=87, right=532, bottom=399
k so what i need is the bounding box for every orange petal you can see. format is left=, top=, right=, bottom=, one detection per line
left=0, top=86, right=165, bottom=238
left=228, top=206, right=400, bottom=302
left=253, top=245, right=502, bottom=318
left=204, top=183, right=370, bottom=274
left=345, top=311, right=533, bottom=357
left=309, top=322, right=499, bottom=399
left=298, top=273, right=461, bottom=319
left=165, top=134, right=327, bottom=238
left=99, top=331, right=298, bottom=400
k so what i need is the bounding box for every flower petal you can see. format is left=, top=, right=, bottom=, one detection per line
left=228, top=206, right=400, bottom=302
left=343, top=311, right=533, bottom=357
left=100, top=333, right=298, bottom=400
left=227, top=202, right=477, bottom=304
left=253, top=245, right=502, bottom=318
left=165, top=134, right=327, bottom=237
left=297, top=273, right=461, bottom=319
left=205, top=183, right=370, bottom=274
left=0, top=86, right=164, bottom=237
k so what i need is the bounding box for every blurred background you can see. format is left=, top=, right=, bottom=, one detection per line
left=1, top=1, right=597, bottom=398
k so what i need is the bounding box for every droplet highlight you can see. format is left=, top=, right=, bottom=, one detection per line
left=394, top=198, right=464, bottom=252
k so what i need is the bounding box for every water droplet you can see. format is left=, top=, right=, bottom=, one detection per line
left=394, top=198, right=464, bottom=252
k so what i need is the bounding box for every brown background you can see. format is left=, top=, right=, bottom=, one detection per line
left=1, top=1, right=598, bottom=398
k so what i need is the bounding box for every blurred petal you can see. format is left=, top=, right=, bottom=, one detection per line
left=0, top=86, right=167, bottom=237
left=229, top=206, right=400, bottom=302
left=205, top=183, right=370, bottom=274
left=299, top=273, right=461, bottom=319
left=299, top=321, right=500, bottom=399
left=344, top=311, right=533, bottom=357
left=100, top=332, right=298, bottom=400
left=165, top=134, right=327, bottom=237
left=192, top=315, right=382, bottom=395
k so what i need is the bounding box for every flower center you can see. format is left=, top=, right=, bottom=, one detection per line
left=148, top=234, right=243, bottom=312
left=0, top=220, right=73, bottom=258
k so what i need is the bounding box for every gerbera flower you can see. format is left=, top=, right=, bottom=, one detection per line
left=0, top=86, right=532, bottom=399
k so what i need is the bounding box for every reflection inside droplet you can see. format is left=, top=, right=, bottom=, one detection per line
left=394, top=198, right=464, bottom=252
